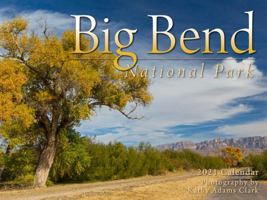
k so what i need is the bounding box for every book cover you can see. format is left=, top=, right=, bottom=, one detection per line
left=0, top=1, right=266, bottom=199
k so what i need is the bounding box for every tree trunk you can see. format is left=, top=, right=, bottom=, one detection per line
left=0, top=167, right=4, bottom=181
left=33, top=135, right=57, bottom=187
left=0, top=145, right=12, bottom=181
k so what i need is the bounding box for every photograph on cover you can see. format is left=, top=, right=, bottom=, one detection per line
left=0, top=1, right=266, bottom=200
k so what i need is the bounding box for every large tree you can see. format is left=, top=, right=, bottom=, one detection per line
left=0, top=18, right=152, bottom=187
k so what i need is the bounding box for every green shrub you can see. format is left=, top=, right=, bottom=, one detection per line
left=249, top=150, right=267, bottom=180
left=1, top=146, right=37, bottom=181
left=49, top=129, right=91, bottom=182
left=1, top=130, right=227, bottom=185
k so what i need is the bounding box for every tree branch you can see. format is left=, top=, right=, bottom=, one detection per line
left=42, top=20, right=49, bottom=40
left=89, top=101, right=143, bottom=120
left=117, top=109, right=143, bottom=120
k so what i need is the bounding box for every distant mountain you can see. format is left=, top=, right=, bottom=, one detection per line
left=157, top=136, right=267, bottom=155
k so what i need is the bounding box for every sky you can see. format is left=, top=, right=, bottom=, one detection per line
left=0, top=0, right=267, bottom=145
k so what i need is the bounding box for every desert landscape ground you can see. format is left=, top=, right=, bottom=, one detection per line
left=1, top=169, right=266, bottom=200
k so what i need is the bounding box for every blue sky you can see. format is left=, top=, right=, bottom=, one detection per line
left=0, top=0, right=267, bottom=145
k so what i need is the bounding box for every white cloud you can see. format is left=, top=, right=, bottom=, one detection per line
left=95, top=128, right=182, bottom=146
left=216, top=119, right=267, bottom=137
left=21, top=10, right=73, bottom=35
left=0, top=7, right=73, bottom=35
left=0, top=7, right=124, bottom=47
left=78, top=57, right=267, bottom=145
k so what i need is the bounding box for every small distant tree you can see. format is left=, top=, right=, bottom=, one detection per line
left=221, top=146, right=243, bottom=167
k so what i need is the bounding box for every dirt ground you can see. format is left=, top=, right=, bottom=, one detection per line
left=0, top=171, right=227, bottom=200
left=77, top=175, right=225, bottom=200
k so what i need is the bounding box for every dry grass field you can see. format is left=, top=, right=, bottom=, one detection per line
left=0, top=170, right=237, bottom=200
left=77, top=174, right=225, bottom=200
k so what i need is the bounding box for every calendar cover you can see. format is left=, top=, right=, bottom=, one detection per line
left=0, top=0, right=266, bottom=200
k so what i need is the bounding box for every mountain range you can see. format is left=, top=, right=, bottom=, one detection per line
left=157, top=136, right=267, bottom=155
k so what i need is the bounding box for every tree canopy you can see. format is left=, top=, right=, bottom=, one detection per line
left=0, top=17, right=152, bottom=187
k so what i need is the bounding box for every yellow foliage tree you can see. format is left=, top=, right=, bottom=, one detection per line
left=0, top=18, right=152, bottom=187
left=0, top=59, right=34, bottom=180
left=221, top=146, right=243, bottom=167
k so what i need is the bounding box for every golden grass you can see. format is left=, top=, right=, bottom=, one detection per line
left=78, top=174, right=226, bottom=200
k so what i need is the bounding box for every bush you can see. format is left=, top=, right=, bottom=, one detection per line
left=14, top=174, right=34, bottom=186
left=1, top=145, right=37, bottom=182
left=162, top=149, right=226, bottom=170
left=1, top=131, right=227, bottom=185
left=248, top=150, right=267, bottom=180
left=49, top=129, right=91, bottom=182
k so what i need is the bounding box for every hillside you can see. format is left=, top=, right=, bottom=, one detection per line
left=157, top=136, right=267, bottom=155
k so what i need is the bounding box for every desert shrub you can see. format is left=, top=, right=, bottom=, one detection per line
left=202, top=156, right=226, bottom=169
left=249, top=150, right=267, bottom=180
left=1, top=145, right=37, bottom=184
left=49, top=129, right=91, bottom=182
left=162, top=149, right=225, bottom=170
left=0, top=150, right=4, bottom=169
left=0, top=130, right=227, bottom=185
